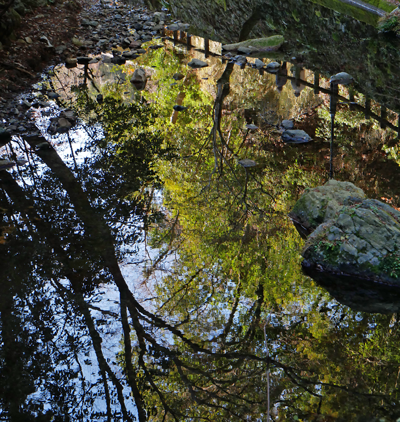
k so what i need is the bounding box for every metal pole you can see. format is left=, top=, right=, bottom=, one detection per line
left=314, top=72, right=319, bottom=94
left=204, top=37, right=209, bottom=58
left=329, top=82, right=338, bottom=180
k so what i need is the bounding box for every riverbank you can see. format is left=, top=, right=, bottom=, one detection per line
left=0, top=0, right=171, bottom=99
left=0, top=0, right=182, bottom=134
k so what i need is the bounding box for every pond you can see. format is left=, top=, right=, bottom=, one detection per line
left=2, top=0, right=400, bottom=420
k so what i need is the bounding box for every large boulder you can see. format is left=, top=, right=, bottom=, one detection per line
left=289, top=179, right=365, bottom=237
left=289, top=180, right=400, bottom=312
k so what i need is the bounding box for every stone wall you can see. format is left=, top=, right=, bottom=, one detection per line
left=131, top=0, right=400, bottom=113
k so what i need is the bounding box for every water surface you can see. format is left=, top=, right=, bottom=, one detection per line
left=1, top=3, right=400, bottom=421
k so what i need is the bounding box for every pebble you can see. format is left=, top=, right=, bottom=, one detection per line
left=255, top=59, right=264, bottom=69
left=187, top=58, right=208, bottom=68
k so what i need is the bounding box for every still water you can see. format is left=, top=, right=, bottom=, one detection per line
left=2, top=1, right=400, bottom=421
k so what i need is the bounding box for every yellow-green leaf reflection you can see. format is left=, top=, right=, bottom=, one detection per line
left=47, top=39, right=400, bottom=421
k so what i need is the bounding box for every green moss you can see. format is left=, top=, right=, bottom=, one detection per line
left=378, top=252, right=400, bottom=278
left=314, top=240, right=341, bottom=264
left=308, top=0, right=382, bottom=26
left=378, top=10, right=400, bottom=33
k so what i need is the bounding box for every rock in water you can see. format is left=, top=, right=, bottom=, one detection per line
left=77, top=56, right=92, bottom=65
left=237, top=46, right=253, bottom=54
left=0, top=128, right=12, bottom=144
left=281, top=120, right=294, bottom=130
left=173, top=105, right=187, bottom=111
left=111, top=56, right=126, bottom=65
left=0, top=159, right=15, bottom=170
left=65, top=57, right=77, bottom=67
left=47, top=92, right=60, bottom=99
left=254, top=59, right=265, bottom=69
left=130, top=68, right=147, bottom=90
left=266, top=62, right=280, bottom=72
left=289, top=179, right=365, bottom=236
left=187, top=59, right=208, bottom=68
left=282, top=129, right=312, bottom=144
left=329, top=72, right=354, bottom=85
left=166, top=23, right=190, bottom=31
left=233, top=55, right=247, bottom=65
left=245, top=124, right=258, bottom=130
left=289, top=180, right=400, bottom=311
left=238, top=158, right=257, bottom=167
left=172, top=73, right=184, bottom=80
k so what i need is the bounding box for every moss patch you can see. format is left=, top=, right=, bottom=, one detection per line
left=378, top=252, right=400, bottom=278
left=307, top=0, right=391, bottom=26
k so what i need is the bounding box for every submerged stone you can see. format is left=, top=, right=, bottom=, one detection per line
left=282, top=129, right=312, bottom=144
left=187, top=58, right=208, bottom=68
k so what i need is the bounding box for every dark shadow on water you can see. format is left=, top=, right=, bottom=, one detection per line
left=302, top=261, right=400, bottom=313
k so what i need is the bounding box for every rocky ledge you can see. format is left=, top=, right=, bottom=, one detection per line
left=289, top=179, right=400, bottom=312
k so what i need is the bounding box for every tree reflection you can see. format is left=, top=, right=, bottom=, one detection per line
left=2, top=52, right=400, bottom=422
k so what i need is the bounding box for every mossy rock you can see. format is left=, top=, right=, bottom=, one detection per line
left=289, top=179, right=365, bottom=237
left=290, top=180, right=400, bottom=289
left=222, top=35, right=284, bottom=52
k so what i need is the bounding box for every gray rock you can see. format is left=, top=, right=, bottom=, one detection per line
left=237, top=46, right=252, bottom=54
left=55, top=45, right=67, bottom=54
left=167, top=23, right=190, bottom=31
left=233, top=55, right=247, bottom=65
left=81, top=19, right=98, bottom=27
left=254, top=59, right=264, bottom=69
left=173, top=73, right=184, bottom=81
left=122, top=51, right=139, bottom=59
left=238, top=159, right=257, bottom=168
left=222, top=36, right=284, bottom=52
left=65, top=57, right=77, bottom=67
left=266, top=61, right=280, bottom=72
left=340, top=242, right=358, bottom=257
left=0, top=159, right=15, bottom=170
left=187, top=58, right=208, bottom=68
left=245, top=124, right=258, bottom=130
left=281, top=119, right=294, bottom=129
left=40, top=35, right=53, bottom=48
left=290, top=180, right=400, bottom=289
left=282, top=129, right=312, bottom=144
left=56, top=118, right=72, bottom=133
left=329, top=72, right=354, bottom=85
left=47, top=92, right=60, bottom=99
left=130, top=67, right=147, bottom=90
